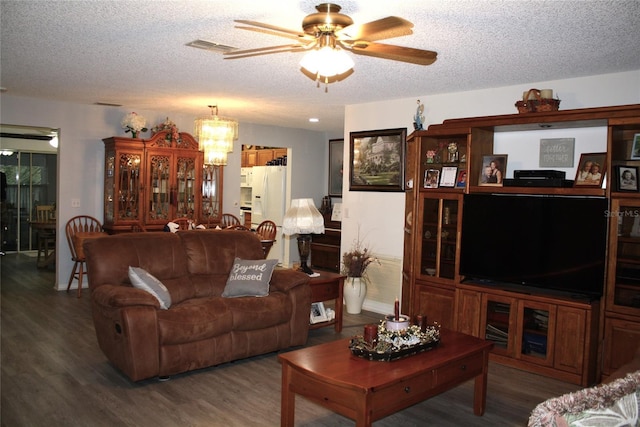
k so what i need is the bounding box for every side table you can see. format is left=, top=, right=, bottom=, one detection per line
left=308, top=270, right=345, bottom=333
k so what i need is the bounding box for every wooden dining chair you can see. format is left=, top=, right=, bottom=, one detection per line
left=220, top=213, right=241, bottom=228
left=65, top=215, right=104, bottom=298
left=256, top=220, right=277, bottom=258
left=35, top=205, right=56, bottom=266
left=226, top=224, right=251, bottom=231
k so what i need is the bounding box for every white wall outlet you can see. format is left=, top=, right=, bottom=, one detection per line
left=71, top=198, right=80, bottom=208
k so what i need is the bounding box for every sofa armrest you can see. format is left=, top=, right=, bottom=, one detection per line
left=269, top=269, right=310, bottom=293
left=92, top=284, right=160, bottom=309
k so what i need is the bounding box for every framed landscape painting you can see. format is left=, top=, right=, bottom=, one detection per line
left=349, top=128, right=406, bottom=192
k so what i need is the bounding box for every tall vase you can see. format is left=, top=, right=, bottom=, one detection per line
left=344, top=277, right=366, bottom=314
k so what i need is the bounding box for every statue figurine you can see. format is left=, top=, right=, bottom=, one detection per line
left=414, top=100, right=425, bottom=130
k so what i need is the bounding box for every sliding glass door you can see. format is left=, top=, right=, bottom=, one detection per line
left=1, top=151, right=57, bottom=252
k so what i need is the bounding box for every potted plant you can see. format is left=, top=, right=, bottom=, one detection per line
left=341, top=234, right=379, bottom=314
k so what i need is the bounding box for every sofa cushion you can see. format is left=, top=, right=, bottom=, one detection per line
left=222, top=258, right=278, bottom=298
left=157, top=297, right=232, bottom=345
left=223, top=292, right=292, bottom=330
left=128, top=266, right=172, bottom=309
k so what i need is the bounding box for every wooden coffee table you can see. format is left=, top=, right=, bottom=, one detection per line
left=278, top=328, right=493, bottom=427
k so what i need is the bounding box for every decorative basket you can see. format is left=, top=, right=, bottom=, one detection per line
left=515, top=89, right=560, bottom=114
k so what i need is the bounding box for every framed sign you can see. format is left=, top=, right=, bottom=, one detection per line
left=349, top=128, right=406, bottom=192
left=440, top=166, right=458, bottom=187
left=328, top=139, right=344, bottom=197
left=539, top=138, right=575, bottom=167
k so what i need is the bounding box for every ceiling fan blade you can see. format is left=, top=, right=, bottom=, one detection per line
left=336, top=16, right=413, bottom=42
left=345, top=41, right=437, bottom=66
left=234, top=20, right=307, bottom=38
left=235, top=26, right=311, bottom=42
left=224, top=44, right=308, bottom=60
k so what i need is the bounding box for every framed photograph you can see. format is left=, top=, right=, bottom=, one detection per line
left=310, top=302, right=328, bottom=324
left=328, top=139, right=344, bottom=196
left=349, top=128, right=407, bottom=192
left=456, top=169, right=468, bottom=188
left=424, top=169, right=440, bottom=188
left=632, top=134, right=640, bottom=160
left=616, top=165, right=639, bottom=192
left=479, top=154, right=508, bottom=186
left=440, top=166, right=458, bottom=187
left=574, top=152, right=607, bottom=187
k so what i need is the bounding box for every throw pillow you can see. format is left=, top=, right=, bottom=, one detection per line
left=222, top=258, right=278, bottom=298
left=128, top=266, right=172, bottom=309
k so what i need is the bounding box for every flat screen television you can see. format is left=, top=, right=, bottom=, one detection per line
left=460, top=193, right=608, bottom=299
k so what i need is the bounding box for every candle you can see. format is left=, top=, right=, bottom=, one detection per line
left=364, top=324, right=377, bottom=346
left=415, top=314, right=423, bottom=328
left=540, top=89, right=553, bottom=99
left=394, top=297, right=400, bottom=321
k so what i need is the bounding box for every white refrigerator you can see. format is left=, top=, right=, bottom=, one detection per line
left=251, top=166, right=286, bottom=263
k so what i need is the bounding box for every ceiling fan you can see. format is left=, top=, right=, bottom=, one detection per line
left=224, top=3, right=437, bottom=90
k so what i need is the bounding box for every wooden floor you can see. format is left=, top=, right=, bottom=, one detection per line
left=0, top=253, right=579, bottom=426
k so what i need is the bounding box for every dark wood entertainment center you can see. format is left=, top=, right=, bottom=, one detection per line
left=402, top=104, right=640, bottom=386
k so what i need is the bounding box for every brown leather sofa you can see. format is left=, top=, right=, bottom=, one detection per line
left=84, top=230, right=311, bottom=382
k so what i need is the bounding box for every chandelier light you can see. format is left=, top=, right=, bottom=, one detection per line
left=194, top=105, right=239, bottom=166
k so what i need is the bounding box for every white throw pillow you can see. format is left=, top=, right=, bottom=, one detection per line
left=128, top=266, right=172, bottom=309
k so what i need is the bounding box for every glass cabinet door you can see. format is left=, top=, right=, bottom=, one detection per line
left=116, top=152, right=142, bottom=221
left=518, top=301, right=555, bottom=367
left=607, top=199, right=640, bottom=314
left=202, top=164, right=221, bottom=223
left=418, top=194, right=461, bottom=280
left=481, top=294, right=516, bottom=357
left=146, top=151, right=172, bottom=223
left=174, top=154, right=198, bottom=218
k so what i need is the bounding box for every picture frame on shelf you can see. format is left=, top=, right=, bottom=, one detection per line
left=616, top=165, right=639, bottom=192
left=440, top=166, right=457, bottom=187
left=632, top=134, right=640, bottom=160
left=574, top=152, right=607, bottom=187
left=478, top=154, right=508, bottom=186
left=424, top=169, right=440, bottom=188
left=349, top=128, right=406, bottom=192
left=310, top=302, right=328, bottom=324
left=456, top=170, right=468, bottom=188
left=328, top=139, right=344, bottom=197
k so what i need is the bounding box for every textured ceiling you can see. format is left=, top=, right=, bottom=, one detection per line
left=1, top=0, right=639, bottom=133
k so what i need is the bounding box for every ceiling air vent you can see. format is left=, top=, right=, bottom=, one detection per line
left=186, top=40, right=236, bottom=53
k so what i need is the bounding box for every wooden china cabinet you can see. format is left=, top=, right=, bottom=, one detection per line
left=601, top=118, right=640, bottom=379
left=403, top=104, right=640, bottom=385
left=103, top=130, right=223, bottom=233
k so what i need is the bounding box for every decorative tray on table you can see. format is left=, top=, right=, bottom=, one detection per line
left=349, top=320, right=441, bottom=362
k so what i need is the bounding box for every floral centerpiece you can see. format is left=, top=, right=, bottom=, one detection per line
left=341, top=232, right=380, bottom=314
left=121, top=112, right=148, bottom=138
left=350, top=320, right=441, bottom=361
left=151, top=117, right=180, bottom=143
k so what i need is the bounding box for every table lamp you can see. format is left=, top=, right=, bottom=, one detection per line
left=283, top=198, right=325, bottom=275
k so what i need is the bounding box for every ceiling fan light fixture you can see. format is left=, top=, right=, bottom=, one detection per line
left=194, top=105, right=239, bottom=166
left=299, top=45, right=354, bottom=86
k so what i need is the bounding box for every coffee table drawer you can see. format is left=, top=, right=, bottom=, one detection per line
left=433, top=354, right=483, bottom=386
left=371, top=370, right=434, bottom=409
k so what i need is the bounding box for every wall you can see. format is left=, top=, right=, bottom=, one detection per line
left=343, top=70, right=640, bottom=314
left=0, top=95, right=327, bottom=290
